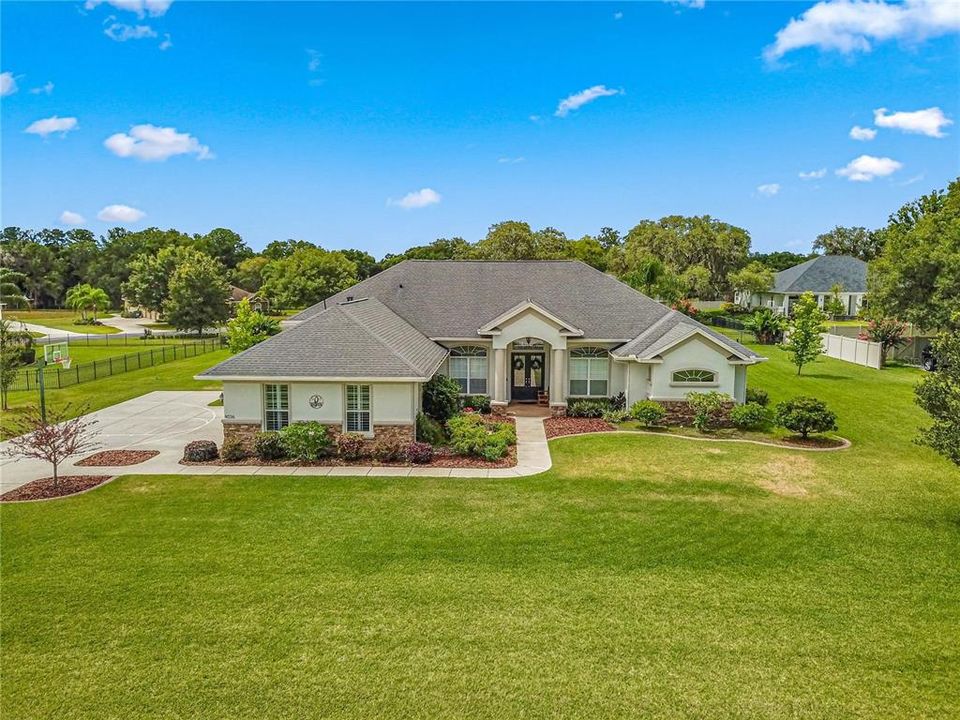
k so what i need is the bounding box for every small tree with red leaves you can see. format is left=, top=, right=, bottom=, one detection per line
left=3, top=405, right=99, bottom=487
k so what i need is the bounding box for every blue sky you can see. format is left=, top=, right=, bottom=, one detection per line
left=2, top=1, right=958, bottom=255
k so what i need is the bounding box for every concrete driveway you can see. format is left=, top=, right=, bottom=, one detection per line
left=0, top=391, right=223, bottom=492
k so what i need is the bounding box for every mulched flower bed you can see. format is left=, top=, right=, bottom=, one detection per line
left=182, top=444, right=518, bottom=469
left=544, top=417, right=614, bottom=439
left=1, top=475, right=112, bottom=502
left=76, top=450, right=160, bottom=467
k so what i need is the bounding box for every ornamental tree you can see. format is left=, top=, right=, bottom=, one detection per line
left=774, top=397, right=837, bottom=439
left=785, top=292, right=826, bottom=375
left=3, top=404, right=100, bottom=487
left=915, top=331, right=960, bottom=466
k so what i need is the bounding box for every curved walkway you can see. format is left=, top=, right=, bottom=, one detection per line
left=1, top=394, right=553, bottom=493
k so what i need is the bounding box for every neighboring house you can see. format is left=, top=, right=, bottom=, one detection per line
left=736, top=255, right=867, bottom=317
left=198, top=260, right=765, bottom=445
left=228, top=285, right=270, bottom=314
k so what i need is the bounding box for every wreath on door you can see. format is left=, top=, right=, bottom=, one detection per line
left=529, top=358, right=543, bottom=371
left=513, top=358, right=525, bottom=371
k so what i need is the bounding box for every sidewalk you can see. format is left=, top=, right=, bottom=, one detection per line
left=0, top=394, right=552, bottom=491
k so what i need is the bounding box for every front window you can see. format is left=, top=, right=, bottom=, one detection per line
left=345, top=384, right=372, bottom=434
left=448, top=346, right=488, bottom=394
left=671, top=369, right=717, bottom=385
left=569, top=347, right=608, bottom=397
left=264, top=383, right=289, bottom=431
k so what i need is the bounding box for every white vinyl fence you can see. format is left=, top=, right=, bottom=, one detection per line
left=821, top=333, right=883, bottom=369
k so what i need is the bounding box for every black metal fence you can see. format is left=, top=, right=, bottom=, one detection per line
left=10, top=336, right=225, bottom=392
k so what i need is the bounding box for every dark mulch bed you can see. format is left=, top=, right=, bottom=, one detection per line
left=182, top=444, right=518, bottom=470
left=76, top=450, right=160, bottom=467
left=544, top=417, right=614, bottom=439
left=777, top=435, right=848, bottom=449
left=1, top=475, right=112, bottom=502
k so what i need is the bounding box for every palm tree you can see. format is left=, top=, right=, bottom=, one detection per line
left=0, top=267, right=29, bottom=313
left=65, top=284, right=111, bottom=322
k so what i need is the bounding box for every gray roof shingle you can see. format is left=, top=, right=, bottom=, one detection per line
left=773, top=255, right=867, bottom=294
left=611, top=311, right=757, bottom=360
left=199, top=297, right=447, bottom=379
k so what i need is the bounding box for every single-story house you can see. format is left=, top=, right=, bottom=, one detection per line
left=736, top=255, right=867, bottom=317
left=228, top=285, right=271, bottom=314
left=198, top=260, right=765, bottom=446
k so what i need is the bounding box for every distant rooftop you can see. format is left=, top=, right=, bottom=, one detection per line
left=773, top=255, right=867, bottom=294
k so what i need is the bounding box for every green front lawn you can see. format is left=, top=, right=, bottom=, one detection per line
left=3, top=344, right=959, bottom=718
left=5, top=309, right=121, bottom=334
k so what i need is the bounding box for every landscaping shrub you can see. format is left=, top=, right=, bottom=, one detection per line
left=460, top=395, right=492, bottom=414
left=602, top=408, right=631, bottom=424
left=405, top=441, right=434, bottom=464
left=336, top=432, right=368, bottom=461
left=567, top=398, right=610, bottom=418
left=372, top=437, right=405, bottom=462
left=220, top=438, right=248, bottom=462
left=253, top=431, right=286, bottom=461
left=279, top=421, right=332, bottom=461
left=730, top=402, right=771, bottom=430
left=416, top=412, right=446, bottom=445
left=631, top=400, right=667, bottom=427
left=182, top=440, right=218, bottom=462
left=775, top=396, right=838, bottom=438
left=743, top=307, right=787, bottom=345
left=687, top=391, right=733, bottom=432
left=422, top=374, right=461, bottom=423
left=745, top=387, right=770, bottom=406
left=447, top=413, right=515, bottom=460
left=609, top=392, right=626, bottom=411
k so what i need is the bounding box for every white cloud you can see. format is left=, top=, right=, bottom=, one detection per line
left=29, top=81, right=55, bottom=95
left=387, top=188, right=442, bottom=210
left=613, top=11, right=624, bottom=20
left=104, top=124, right=213, bottom=161
left=25, top=116, right=79, bottom=138
left=159, top=33, right=173, bottom=50
left=528, top=114, right=542, bottom=123
left=849, top=125, right=877, bottom=141
left=97, top=204, right=146, bottom=223
left=874, top=106, right=952, bottom=137
left=836, top=154, right=903, bottom=181
left=667, top=0, right=706, bottom=8
left=498, top=156, right=525, bottom=164
left=0, top=72, right=17, bottom=96
left=306, top=49, right=322, bottom=72
left=60, top=211, right=86, bottom=226
left=555, top=85, right=623, bottom=117
left=104, top=22, right=157, bottom=42
left=765, top=0, right=960, bottom=62
left=799, top=168, right=828, bottom=179
left=757, top=183, right=781, bottom=196
left=85, top=0, right=172, bottom=18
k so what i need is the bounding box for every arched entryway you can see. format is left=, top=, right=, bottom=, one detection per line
left=510, top=337, right=547, bottom=403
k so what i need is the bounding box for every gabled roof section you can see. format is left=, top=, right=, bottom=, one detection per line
left=288, top=260, right=673, bottom=340
left=477, top=300, right=584, bottom=336
left=612, top=311, right=762, bottom=363
left=198, top=297, right=447, bottom=380
left=773, top=255, right=867, bottom=294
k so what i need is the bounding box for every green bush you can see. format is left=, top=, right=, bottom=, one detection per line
left=422, top=374, right=461, bottom=423
left=730, top=402, right=771, bottom=430
left=775, top=396, right=838, bottom=438
left=602, top=408, right=631, bottom=424
left=687, top=391, right=733, bottom=432
left=447, top=413, right=515, bottom=460
left=182, top=440, right=218, bottom=462
left=279, top=421, right=332, bottom=461
left=220, top=438, right=248, bottom=462
left=372, top=437, right=405, bottom=462
left=336, top=433, right=368, bottom=460
left=254, top=432, right=286, bottom=461
left=567, top=398, right=610, bottom=418
left=404, top=441, right=434, bottom=464
left=745, top=387, right=769, bottom=406
left=460, top=395, right=492, bottom=414
left=416, top=412, right=446, bottom=445
left=630, top=400, right=667, bottom=427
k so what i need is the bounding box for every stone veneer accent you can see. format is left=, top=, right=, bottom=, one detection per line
left=221, top=421, right=414, bottom=454
left=658, top=400, right=734, bottom=428
left=549, top=404, right=567, bottom=418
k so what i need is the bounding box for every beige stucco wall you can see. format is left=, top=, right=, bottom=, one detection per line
left=648, top=335, right=738, bottom=401
left=222, top=381, right=417, bottom=429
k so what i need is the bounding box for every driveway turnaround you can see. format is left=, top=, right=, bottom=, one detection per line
left=0, top=393, right=552, bottom=492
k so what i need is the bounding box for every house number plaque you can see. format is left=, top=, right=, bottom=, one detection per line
left=309, top=394, right=324, bottom=409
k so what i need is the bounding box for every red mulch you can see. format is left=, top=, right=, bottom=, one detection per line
left=182, top=444, right=518, bottom=469
left=76, top=450, right=160, bottom=467
left=1, top=475, right=112, bottom=502
left=544, top=417, right=614, bottom=439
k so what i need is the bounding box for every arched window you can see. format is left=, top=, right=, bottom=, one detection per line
left=569, top=347, right=608, bottom=397
left=671, top=369, right=717, bottom=385
left=448, top=346, right=488, bottom=394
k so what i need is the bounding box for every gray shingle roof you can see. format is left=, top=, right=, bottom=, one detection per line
left=198, top=297, right=447, bottom=379
left=611, top=311, right=757, bottom=360
left=773, top=255, right=867, bottom=294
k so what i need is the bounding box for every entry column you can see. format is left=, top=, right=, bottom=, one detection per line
left=492, top=347, right=507, bottom=413
left=550, top=347, right=566, bottom=413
